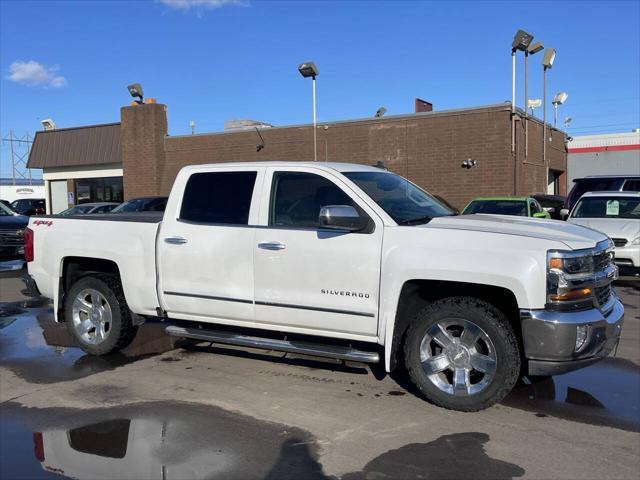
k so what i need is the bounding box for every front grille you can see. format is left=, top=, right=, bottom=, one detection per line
left=0, top=229, right=24, bottom=246
left=593, top=249, right=614, bottom=271
left=595, top=284, right=612, bottom=308
left=612, top=238, right=628, bottom=248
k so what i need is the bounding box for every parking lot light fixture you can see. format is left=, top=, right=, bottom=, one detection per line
left=298, top=62, right=319, bottom=161
left=512, top=30, right=534, bottom=52
left=552, top=92, right=569, bottom=128
left=127, top=83, right=144, bottom=104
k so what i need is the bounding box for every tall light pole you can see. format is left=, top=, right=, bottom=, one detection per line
left=511, top=31, right=534, bottom=149
left=511, top=30, right=534, bottom=194
left=298, top=61, right=320, bottom=161
left=525, top=42, right=544, bottom=158
left=552, top=92, right=568, bottom=128
left=542, top=48, right=556, bottom=164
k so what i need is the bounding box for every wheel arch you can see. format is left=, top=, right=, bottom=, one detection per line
left=386, top=279, right=521, bottom=372
left=56, top=256, right=122, bottom=322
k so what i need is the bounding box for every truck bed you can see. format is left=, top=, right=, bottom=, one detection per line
left=27, top=213, right=162, bottom=319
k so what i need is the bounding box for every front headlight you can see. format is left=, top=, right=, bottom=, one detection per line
left=547, top=251, right=596, bottom=311
left=631, top=236, right=640, bottom=246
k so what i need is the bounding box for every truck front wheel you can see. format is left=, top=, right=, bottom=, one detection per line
left=403, top=296, right=520, bottom=411
left=64, top=275, right=138, bottom=356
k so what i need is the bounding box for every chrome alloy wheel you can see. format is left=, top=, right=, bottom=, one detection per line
left=420, top=318, right=497, bottom=396
left=71, top=288, right=112, bottom=345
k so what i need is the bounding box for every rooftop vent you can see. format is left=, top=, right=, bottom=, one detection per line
left=224, top=119, right=273, bottom=132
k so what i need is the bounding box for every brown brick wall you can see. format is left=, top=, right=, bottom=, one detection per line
left=120, top=104, right=168, bottom=200
left=121, top=104, right=567, bottom=210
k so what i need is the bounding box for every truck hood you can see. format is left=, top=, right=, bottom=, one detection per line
left=423, top=214, right=608, bottom=250
left=0, top=214, right=29, bottom=229
left=567, top=218, right=640, bottom=242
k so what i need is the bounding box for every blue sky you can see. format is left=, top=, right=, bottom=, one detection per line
left=1, top=0, right=639, bottom=178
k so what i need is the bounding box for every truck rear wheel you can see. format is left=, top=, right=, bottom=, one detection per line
left=403, top=296, right=520, bottom=411
left=65, top=275, right=138, bottom=356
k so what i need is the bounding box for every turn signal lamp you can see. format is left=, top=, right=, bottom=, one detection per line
left=549, top=288, right=592, bottom=302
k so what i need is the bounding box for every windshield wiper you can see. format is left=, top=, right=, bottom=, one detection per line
left=398, top=215, right=433, bottom=225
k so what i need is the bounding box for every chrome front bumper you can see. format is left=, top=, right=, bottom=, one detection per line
left=520, top=295, right=624, bottom=376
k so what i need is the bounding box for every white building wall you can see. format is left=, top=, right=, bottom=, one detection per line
left=567, top=132, right=640, bottom=185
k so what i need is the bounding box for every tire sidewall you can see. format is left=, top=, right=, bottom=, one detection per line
left=404, top=298, right=520, bottom=411
left=65, top=276, right=125, bottom=355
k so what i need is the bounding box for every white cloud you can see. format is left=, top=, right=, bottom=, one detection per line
left=159, top=0, right=247, bottom=14
left=6, top=60, right=67, bottom=88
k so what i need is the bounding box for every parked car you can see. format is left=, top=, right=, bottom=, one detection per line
left=24, top=162, right=622, bottom=411
left=531, top=194, right=566, bottom=220
left=111, top=196, right=168, bottom=213
left=10, top=198, right=45, bottom=216
left=60, top=202, right=119, bottom=215
left=566, top=175, right=640, bottom=212
left=461, top=196, right=550, bottom=218
left=0, top=201, right=28, bottom=261
left=567, top=191, right=639, bottom=276
left=432, top=194, right=459, bottom=214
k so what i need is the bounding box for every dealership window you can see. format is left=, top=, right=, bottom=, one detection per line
left=74, top=177, right=123, bottom=204
left=180, top=171, right=257, bottom=224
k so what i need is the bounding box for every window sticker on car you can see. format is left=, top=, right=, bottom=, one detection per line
left=606, top=200, right=619, bottom=216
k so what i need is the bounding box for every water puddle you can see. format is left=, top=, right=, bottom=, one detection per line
left=0, top=304, right=180, bottom=383
left=504, top=357, right=640, bottom=431
left=0, top=401, right=324, bottom=480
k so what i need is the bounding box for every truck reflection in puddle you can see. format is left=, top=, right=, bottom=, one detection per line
left=34, top=417, right=234, bottom=480
left=1, top=401, right=324, bottom=480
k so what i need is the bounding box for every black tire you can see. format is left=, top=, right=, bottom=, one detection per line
left=64, top=274, right=138, bottom=355
left=403, top=296, right=520, bottom=412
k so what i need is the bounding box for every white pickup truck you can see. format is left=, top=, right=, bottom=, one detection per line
left=24, top=162, right=623, bottom=411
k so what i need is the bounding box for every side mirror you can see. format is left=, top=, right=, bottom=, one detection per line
left=319, top=205, right=368, bottom=232
left=559, top=208, right=569, bottom=219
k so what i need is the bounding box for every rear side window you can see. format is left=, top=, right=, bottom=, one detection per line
left=623, top=179, right=640, bottom=191
left=180, top=171, right=257, bottom=225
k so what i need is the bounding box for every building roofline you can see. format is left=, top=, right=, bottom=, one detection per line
left=167, top=103, right=514, bottom=139
left=34, top=122, right=121, bottom=135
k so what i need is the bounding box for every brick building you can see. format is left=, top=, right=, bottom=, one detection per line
left=28, top=101, right=568, bottom=213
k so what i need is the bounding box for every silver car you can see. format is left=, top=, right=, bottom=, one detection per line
left=567, top=191, right=640, bottom=276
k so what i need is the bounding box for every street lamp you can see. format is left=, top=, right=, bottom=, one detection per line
left=527, top=98, right=542, bottom=116
left=552, top=92, right=568, bottom=128
left=524, top=41, right=544, bottom=157
left=510, top=30, right=534, bottom=156
left=541, top=48, right=556, bottom=163
left=298, top=61, right=319, bottom=161
left=127, top=83, right=144, bottom=104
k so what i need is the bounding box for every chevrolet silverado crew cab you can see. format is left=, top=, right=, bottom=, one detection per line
left=24, top=162, right=624, bottom=411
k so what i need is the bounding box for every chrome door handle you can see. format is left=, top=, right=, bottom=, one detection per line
left=164, top=236, right=188, bottom=245
left=258, top=241, right=286, bottom=251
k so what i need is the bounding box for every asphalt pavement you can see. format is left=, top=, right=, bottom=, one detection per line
left=1, top=267, right=639, bottom=480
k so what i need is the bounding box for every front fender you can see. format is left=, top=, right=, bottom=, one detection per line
left=379, top=227, right=558, bottom=372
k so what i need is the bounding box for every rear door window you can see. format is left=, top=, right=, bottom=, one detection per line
left=180, top=171, right=257, bottom=225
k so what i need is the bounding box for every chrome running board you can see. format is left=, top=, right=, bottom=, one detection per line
left=165, top=325, right=380, bottom=363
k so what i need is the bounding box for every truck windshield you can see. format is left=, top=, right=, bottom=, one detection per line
left=343, top=171, right=454, bottom=224
left=572, top=197, right=640, bottom=219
